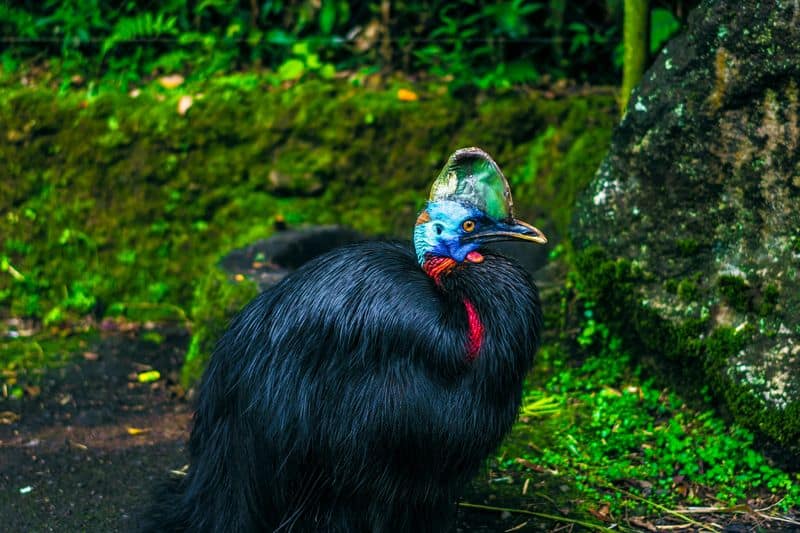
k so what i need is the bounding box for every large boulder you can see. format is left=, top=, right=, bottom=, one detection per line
left=572, top=0, right=800, bottom=458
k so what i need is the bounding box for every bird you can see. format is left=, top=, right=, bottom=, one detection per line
left=142, top=147, right=546, bottom=532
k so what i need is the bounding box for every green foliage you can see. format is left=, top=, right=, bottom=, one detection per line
left=275, top=41, right=336, bottom=82
left=0, top=1, right=686, bottom=90
left=573, top=245, right=800, bottom=457
left=501, top=303, right=800, bottom=523
left=102, top=12, right=179, bottom=57
left=650, top=7, right=681, bottom=54
left=181, top=268, right=258, bottom=387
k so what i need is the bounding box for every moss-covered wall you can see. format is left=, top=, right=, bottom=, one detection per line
left=1, top=79, right=615, bottom=381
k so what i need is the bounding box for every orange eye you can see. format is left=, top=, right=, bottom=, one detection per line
left=462, top=220, right=475, bottom=232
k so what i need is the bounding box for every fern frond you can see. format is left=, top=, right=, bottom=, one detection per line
left=101, top=13, right=178, bottom=56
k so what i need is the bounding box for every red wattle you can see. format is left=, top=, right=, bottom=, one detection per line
left=466, top=251, right=484, bottom=263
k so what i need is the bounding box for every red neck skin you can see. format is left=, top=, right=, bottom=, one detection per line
left=463, top=298, right=484, bottom=361
left=422, top=254, right=485, bottom=361
left=422, top=255, right=457, bottom=285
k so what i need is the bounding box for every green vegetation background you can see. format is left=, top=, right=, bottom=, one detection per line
left=1, top=0, right=797, bottom=529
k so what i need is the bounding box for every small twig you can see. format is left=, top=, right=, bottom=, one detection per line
left=614, top=487, right=720, bottom=531
left=458, top=501, right=618, bottom=532
left=754, top=511, right=800, bottom=526
left=674, top=504, right=750, bottom=514
left=755, top=497, right=786, bottom=513
left=2, top=260, right=25, bottom=281
left=505, top=520, right=529, bottom=532
left=169, top=464, right=189, bottom=476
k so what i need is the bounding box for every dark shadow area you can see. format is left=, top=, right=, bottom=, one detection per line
left=220, top=226, right=367, bottom=290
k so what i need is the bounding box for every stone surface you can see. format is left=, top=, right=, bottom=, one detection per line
left=572, top=0, right=800, bottom=456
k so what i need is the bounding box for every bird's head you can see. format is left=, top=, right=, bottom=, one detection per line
left=413, top=147, right=547, bottom=270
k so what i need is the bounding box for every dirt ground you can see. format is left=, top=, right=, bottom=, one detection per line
left=0, top=326, right=548, bottom=532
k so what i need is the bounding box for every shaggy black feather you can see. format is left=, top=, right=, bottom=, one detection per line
left=141, top=240, right=541, bottom=532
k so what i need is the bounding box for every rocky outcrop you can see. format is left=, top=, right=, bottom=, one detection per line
left=572, top=0, right=800, bottom=457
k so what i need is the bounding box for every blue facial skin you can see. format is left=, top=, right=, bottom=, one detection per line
left=413, top=201, right=490, bottom=265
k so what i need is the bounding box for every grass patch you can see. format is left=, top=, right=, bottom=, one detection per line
left=491, top=311, right=800, bottom=529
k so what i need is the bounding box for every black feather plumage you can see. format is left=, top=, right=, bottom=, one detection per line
left=142, top=240, right=541, bottom=532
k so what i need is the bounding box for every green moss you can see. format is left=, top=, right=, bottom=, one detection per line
left=757, top=283, right=780, bottom=316
left=501, top=338, right=800, bottom=515
left=703, top=327, right=800, bottom=449
left=717, top=275, right=752, bottom=312
left=664, top=278, right=678, bottom=294
left=675, top=237, right=700, bottom=256
left=677, top=279, right=698, bottom=302
left=574, top=247, right=800, bottom=456
left=180, top=268, right=259, bottom=387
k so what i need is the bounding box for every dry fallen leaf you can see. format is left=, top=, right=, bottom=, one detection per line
left=588, top=503, right=611, bottom=522
left=57, top=393, right=73, bottom=405
left=82, top=351, right=99, bottom=361
left=0, top=410, right=20, bottom=424
left=158, top=74, right=184, bottom=89
left=177, top=95, right=193, bottom=116
left=628, top=517, right=657, bottom=531
left=397, top=88, right=418, bottom=102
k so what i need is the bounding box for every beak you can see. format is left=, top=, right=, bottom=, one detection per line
left=463, top=218, right=548, bottom=245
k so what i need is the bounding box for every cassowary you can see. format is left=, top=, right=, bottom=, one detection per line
left=142, top=147, right=546, bottom=532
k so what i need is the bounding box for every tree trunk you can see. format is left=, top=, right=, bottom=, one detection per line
left=620, top=0, right=649, bottom=114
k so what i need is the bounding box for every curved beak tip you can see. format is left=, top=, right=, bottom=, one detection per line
left=512, top=219, right=548, bottom=245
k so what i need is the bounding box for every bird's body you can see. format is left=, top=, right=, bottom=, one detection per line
left=143, top=148, right=545, bottom=532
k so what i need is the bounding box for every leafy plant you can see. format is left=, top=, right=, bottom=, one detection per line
left=0, top=0, right=677, bottom=90
left=650, top=7, right=681, bottom=54
left=101, top=12, right=179, bottom=57
left=275, top=41, right=336, bottom=82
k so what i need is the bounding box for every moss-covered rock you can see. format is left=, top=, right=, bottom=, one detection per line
left=571, top=0, right=800, bottom=458
left=181, top=268, right=258, bottom=388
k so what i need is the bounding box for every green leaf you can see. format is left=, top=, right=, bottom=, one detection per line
left=265, top=29, right=293, bottom=46
left=137, top=370, right=161, bottom=383
left=43, top=306, right=64, bottom=326
left=319, top=63, right=336, bottom=79
left=277, top=58, right=305, bottom=81
left=650, top=8, right=680, bottom=53
left=291, top=41, right=310, bottom=57
left=306, top=53, right=321, bottom=69
left=319, top=0, right=336, bottom=34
